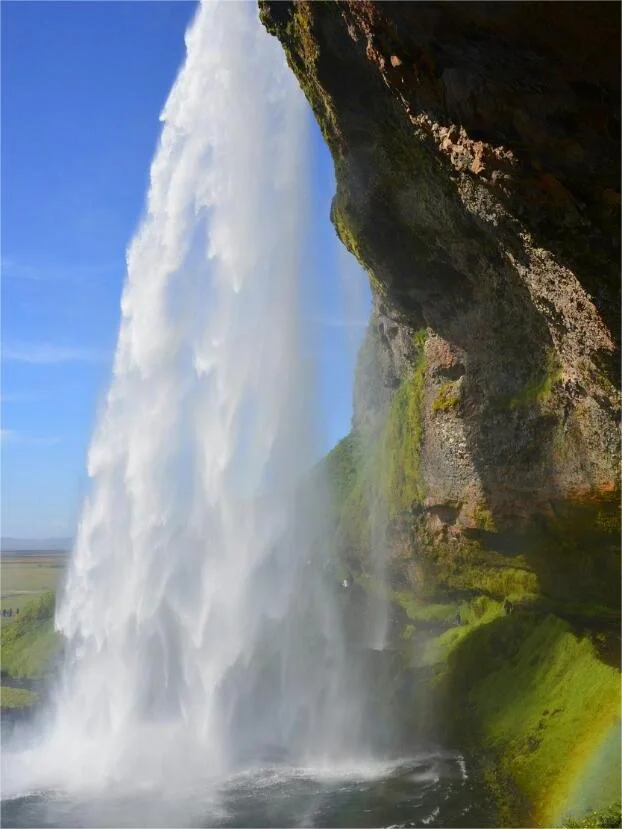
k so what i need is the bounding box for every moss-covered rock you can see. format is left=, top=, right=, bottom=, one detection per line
left=263, top=1, right=621, bottom=824
left=434, top=613, right=621, bottom=826
left=564, top=803, right=622, bottom=828
left=260, top=0, right=620, bottom=533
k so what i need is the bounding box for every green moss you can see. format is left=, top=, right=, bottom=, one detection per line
left=499, top=349, right=562, bottom=410
left=0, top=685, right=39, bottom=710
left=401, top=624, right=416, bottom=641
left=432, top=381, right=461, bottom=414
left=564, top=803, right=622, bottom=828
left=259, top=1, right=342, bottom=156
left=437, top=613, right=621, bottom=825
left=323, top=432, right=361, bottom=512
left=421, top=597, right=505, bottom=667
left=415, top=526, right=540, bottom=598
left=379, top=330, right=427, bottom=517
left=1, top=591, right=60, bottom=680
left=412, top=328, right=427, bottom=351
left=322, top=329, right=429, bottom=573
left=394, top=592, right=460, bottom=625
left=473, top=502, right=496, bottom=531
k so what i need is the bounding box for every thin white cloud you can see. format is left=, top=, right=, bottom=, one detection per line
left=2, top=343, right=106, bottom=364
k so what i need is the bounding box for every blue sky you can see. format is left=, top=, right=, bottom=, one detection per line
left=1, top=1, right=369, bottom=539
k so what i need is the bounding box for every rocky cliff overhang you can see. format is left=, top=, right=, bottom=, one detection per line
left=260, top=1, right=620, bottom=522
left=259, top=8, right=622, bottom=821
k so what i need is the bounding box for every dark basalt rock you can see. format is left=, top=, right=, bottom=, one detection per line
left=260, top=0, right=620, bottom=536
left=260, top=5, right=621, bottom=822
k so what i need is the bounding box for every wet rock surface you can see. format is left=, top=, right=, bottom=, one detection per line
left=260, top=0, right=620, bottom=537
left=261, top=5, right=621, bottom=823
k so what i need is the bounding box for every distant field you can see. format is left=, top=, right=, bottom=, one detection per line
left=1, top=557, right=66, bottom=707
left=1, top=553, right=68, bottom=617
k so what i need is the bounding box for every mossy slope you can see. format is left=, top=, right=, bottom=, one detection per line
left=435, top=610, right=621, bottom=826
left=322, top=352, right=620, bottom=825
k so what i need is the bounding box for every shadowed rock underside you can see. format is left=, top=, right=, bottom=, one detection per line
left=260, top=2, right=621, bottom=826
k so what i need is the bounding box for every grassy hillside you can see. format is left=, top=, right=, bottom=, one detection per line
left=1, top=590, right=60, bottom=680
left=1, top=552, right=66, bottom=616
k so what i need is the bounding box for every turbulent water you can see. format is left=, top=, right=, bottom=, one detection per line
left=4, top=0, right=364, bottom=795
left=2, top=4, right=493, bottom=826
left=2, top=750, right=494, bottom=828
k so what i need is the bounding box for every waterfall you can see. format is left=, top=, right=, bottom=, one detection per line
left=3, top=0, right=370, bottom=798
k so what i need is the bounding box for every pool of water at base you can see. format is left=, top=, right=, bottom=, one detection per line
left=1, top=751, right=497, bottom=828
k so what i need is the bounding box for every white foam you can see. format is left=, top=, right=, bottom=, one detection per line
left=3, top=0, right=367, bottom=798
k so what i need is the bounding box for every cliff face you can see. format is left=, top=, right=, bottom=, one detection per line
left=260, top=2, right=620, bottom=825
left=260, top=0, right=619, bottom=540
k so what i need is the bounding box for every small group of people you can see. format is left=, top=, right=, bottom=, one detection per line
left=1, top=607, right=18, bottom=618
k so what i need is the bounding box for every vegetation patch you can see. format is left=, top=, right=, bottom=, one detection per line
left=432, top=381, right=461, bottom=414
left=564, top=802, right=622, bottom=828
left=379, top=330, right=427, bottom=517
left=497, top=349, right=562, bottom=411
left=1, top=592, right=60, bottom=680
left=434, top=612, right=621, bottom=825
left=322, top=330, right=428, bottom=573
left=259, top=1, right=341, bottom=156
left=394, top=592, right=460, bottom=626
left=0, top=685, right=39, bottom=710
left=472, top=502, right=496, bottom=531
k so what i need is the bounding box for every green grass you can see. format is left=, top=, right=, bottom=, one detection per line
left=437, top=612, right=621, bottom=825
left=564, top=803, right=622, bottom=828
left=0, top=685, right=39, bottom=709
left=379, top=330, right=427, bottom=518
left=322, top=330, right=429, bottom=576
left=416, top=527, right=540, bottom=598
left=1, top=554, right=66, bottom=593
left=394, top=592, right=460, bottom=625
left=316, top=299, right=619, bottom=827
left=1, top=591, right=61, bottom=680
left=1, top=553, right=67, bottom=622
left=323, top=432, right=362, bottom=512
left=419, top=596, right=505, bottom=667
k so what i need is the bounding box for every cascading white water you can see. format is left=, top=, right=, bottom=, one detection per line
left=3, top=0, right=373, bottom=799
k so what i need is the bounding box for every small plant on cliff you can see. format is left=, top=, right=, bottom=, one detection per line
left=380, top=329, right=428, bottom=516
left=412, top=328, right=427, bottom=351
left=432, top=381, right=461, bottom=414
left=502, top=349, right=562, bottom=410
left=473, top=502, right=496, bottom=531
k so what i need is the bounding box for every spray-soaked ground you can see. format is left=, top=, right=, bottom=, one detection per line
left=2, top=753, right=495, bottom=828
